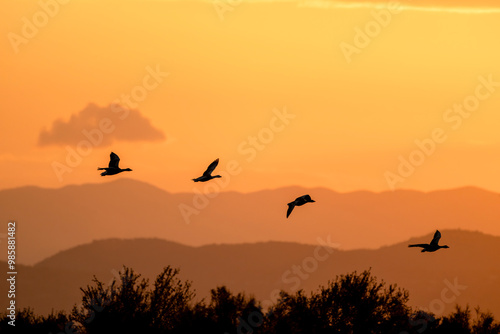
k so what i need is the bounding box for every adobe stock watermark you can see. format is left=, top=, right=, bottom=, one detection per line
left=401, top=277, right=467, bottom=334
left=279, top=235, right=339, bottom=293
left=228, top=235, right=339, bottom=334
left=385, top=74, right=499, bottom=190
left=0, top=231, right=8, bottom=270
left=213, top=0, right=242, bottom=21
left=51, top=65, right=169, bottom=182
left=8, top=0, right=71, bottom=54
left=339, top=1, right=402, bottom=64
left=178, top=107, right=295, bottom=224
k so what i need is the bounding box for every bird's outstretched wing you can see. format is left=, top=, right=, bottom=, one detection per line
left=108, top=152, right=120, bottom=168
left=303, top=194, right=315, bottom=202
left=286, top=203, right=295, bottom=218
left=203, top=158, right=219, bottom=176
left=408, top=244, right=428, bottom=248
left=430, top=230, right=441, bottom=246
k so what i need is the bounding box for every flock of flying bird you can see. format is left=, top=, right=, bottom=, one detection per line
left=97, top=152, right=450, bottom=253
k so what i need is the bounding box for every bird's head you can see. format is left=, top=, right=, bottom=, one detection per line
left=441, top=245, right=450, bottom=249
left=213, top=175, right=222, bottom=178
left=124, top=168, right=133, bottom=172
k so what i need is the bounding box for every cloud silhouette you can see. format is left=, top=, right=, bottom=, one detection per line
left=38, top=103, right=166, bottom=147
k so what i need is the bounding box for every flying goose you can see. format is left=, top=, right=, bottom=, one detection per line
left=97, top=152, right=132, bottom=176
left=287, top=194, right=315, bottom=218
left=192, top=158, right=221, bottom=182
left=408, top=230, right=449, bottom=252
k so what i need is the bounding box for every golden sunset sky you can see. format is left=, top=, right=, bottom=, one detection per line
left=2, top=0, right=500, bottom=194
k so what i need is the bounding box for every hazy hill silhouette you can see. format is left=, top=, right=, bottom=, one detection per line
left=2, top=230, right=499, bottom=317
left=2, top=179, right=500, bottom=265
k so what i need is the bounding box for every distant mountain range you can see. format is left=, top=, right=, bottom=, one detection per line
left=2, top=230, right=499, bottom=317
left=1, top=179, right=500, bottom=265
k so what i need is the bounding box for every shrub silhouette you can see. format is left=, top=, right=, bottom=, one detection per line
left=2, top=267, right=500, bottom=334
left=0, top=308, right=71, bottom=333
left=206, top=286, right=264, bottom=334
left=434, top=305, right=500, bottom=334
left=472, top=307, right=500, bottom=334
left=72, top=266, right=195, bottom=334
left=265, top=269, right=413, bottom=334
left=168, top=285, right=264, bottom=334
left=147, top=266, right=195, bottom=331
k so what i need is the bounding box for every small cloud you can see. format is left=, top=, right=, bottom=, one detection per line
left=38, top=103, right=166, bottom=147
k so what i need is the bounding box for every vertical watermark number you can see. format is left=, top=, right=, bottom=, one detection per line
left=6, top=221, right=17, bottom=326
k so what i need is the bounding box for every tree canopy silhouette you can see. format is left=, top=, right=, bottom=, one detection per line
left=2, top=267, right=500, bottom=334
left=72, top=266, right=194, bottom=334
left=265, top=269, right=412, bottom=333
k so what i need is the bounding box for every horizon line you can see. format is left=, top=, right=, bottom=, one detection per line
left=1, top=178, right=498, bottom=196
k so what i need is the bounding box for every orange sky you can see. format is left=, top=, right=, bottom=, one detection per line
left=2, top=0, right=500, bottom=194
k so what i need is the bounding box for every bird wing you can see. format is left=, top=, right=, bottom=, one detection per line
left=286, top=203, right=295, bottom=218
left=430, top=230, right=441, bottom=246
left=108, top=152, right=120, bottom=168
left=203, top=158, right=219, bottom=176
left=408, top=244, right=428, bottom=248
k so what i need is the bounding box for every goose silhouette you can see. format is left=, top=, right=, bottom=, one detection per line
left=287, top=194, right=315, bottom=218
left=97, top=152, right=132, bottom=176
left=192, top=158, right=221, bottom=182
left=408, top=230, right=449, bottom=252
